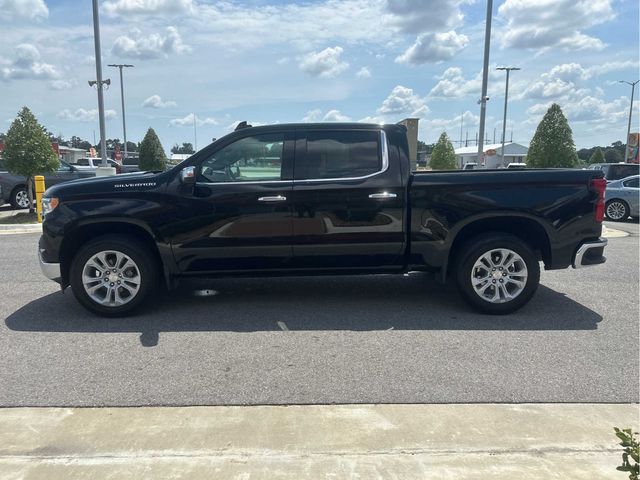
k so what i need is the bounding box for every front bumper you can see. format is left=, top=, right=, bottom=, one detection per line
left=38, top=247, right=61, bottom=282
left=572, top=238, right=607, bottom=268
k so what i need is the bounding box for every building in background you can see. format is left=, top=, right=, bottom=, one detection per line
left=58, top=146, right=88, bottom=164
left=455, top=142, right=528, bottom=169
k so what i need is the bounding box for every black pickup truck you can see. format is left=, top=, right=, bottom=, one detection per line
left=38, top=122, right=608, bottom=317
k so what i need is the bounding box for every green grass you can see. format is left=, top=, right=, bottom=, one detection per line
left=0, top=212, right=38, bottom=224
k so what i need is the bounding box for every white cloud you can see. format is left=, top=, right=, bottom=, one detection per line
left=302, top=109, right=351, bottom=122
left=142, top=94, right=177, bottom=109
left=396, top=31, right=469, bottom=65
left=427, top=110, right=480, bottom=132
left=103, top=0, right=194, bottom=15
left=50, top=78, right=78, bottom=90
left=385, top=0, right=466, bottom=34
left=0, top=0, right=48, bottom=21
left=169, top=113, right=217, bottom=127
left=112, top=27, right=190, bottom=60
left=526, top=97, right=631, bottom=128
left=356, top=66, right=371, bottom=78
left=428, top=67, right=502, bottom=99
left=428, top=68, right=478, bottom=99
left=299, top=46, right=349, bottom=78
left=57, top=108, right=117, bottom=122
left=518, top=61, right=640, bottom=100
left=1, top=44, right=60, bottom=81
left=377, top=85, right=429, bottom=118
left=497, top=0, right=615, bottom=51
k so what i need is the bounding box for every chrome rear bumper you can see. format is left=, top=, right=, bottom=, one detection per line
left=572, top=239, right=608, bottom=268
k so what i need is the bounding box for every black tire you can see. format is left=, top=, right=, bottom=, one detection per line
left=605, top=199, right=629, bottom=221
left=455, top=233, right=540, bottom=315
left=10, top=186, right=29, bottom=210
left=69, top=234, right=160, bottom=317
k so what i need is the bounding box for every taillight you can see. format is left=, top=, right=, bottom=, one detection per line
left=591, top=178, right=606, bottom=222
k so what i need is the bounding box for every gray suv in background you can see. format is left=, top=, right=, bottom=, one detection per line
left=0, top=159, right=95, bottom=209
left=588, top=163, right=639, bottom=181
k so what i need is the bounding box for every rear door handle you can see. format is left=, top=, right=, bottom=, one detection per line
left=369, top=192, right=397, bottom=199
left=258, top=195, right=287, bottom=202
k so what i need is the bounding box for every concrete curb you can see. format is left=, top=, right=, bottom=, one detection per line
left=602, top=225, right=629, bottom=238
left=0, top=223, right=41, bottom=234
left=0, top=404, right=637, bottom=479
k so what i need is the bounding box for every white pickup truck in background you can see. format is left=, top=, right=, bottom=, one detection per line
left=71, top=158, right=122, bottom=174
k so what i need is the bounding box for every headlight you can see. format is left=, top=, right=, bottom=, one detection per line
left=42, top=197, right=59, bottom=218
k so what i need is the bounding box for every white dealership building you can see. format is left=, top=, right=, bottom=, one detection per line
left=454, top=142, right=529, bottom=169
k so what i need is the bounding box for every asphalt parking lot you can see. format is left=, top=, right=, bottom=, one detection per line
left=0, top=220, right=637, bottom=407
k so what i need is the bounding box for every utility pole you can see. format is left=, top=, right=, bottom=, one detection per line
left=477, top=0, right=493, bottom=163
left=497, top=67, right=520, bottom=167
left=459, top=114, right=464, bottom=147
left=89, top=0, right=113, bottom=175
left=108, top=64, right=134, bottom=162
left=193, top=113, right=198, bottom=151
left=619, top=80, right=639, bottom=162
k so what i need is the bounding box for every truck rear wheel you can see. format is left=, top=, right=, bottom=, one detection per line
left=455, top=234, right=540, bottom=315
left=69, top=235, right=159, bottom=317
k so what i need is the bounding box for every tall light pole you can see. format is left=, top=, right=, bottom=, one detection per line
left=619, top=80, right=639, bottom=163
left=497, top=67, right=520, bottom=167
left=477, top=0, right=494, bottom=164
left=90, top=0, right=112, bottom=173
left=108, top=64, right=134, bottom=162
left=193, top=113, right=198, bottom=151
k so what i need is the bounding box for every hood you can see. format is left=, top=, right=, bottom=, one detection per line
left=45, top=171, right=166, bottom=198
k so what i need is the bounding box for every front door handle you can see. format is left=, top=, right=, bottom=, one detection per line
left=258, top=195, right=287, bottom=202
left=369, top=192, right=397, bottom=199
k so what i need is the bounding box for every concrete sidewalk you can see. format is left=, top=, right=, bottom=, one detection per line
left=0, top=404, right=637, bottom=479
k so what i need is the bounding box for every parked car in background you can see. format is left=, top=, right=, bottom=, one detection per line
left=72, top=158, right=122, bottom=174
left=121, top=157, right=141, bottom=173
left=588, top=163, right=639, bottom=181
left=463, top=162, right=478, bottom=170
left=507, top=163, right=527, bottom=169
left=604, top=175, right=639, bottom=221
left=0, top=159, right=95, bottom=209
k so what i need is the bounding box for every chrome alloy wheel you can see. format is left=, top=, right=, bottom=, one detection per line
left=82, top=251, right=141, bottom=307
left=606, top=201, right=627, bottom=220
left=471, top=248, right=528, bottom=304
left=15, top=190, right=29, bottom=208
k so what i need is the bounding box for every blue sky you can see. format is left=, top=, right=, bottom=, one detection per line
left=1, top=0, right=638, bottom=151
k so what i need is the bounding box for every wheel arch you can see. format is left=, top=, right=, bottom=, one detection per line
left=59, top=220, right=166, bottom=288
left=444, top=215, right=552, bottom=281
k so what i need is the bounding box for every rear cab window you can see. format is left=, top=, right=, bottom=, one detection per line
left=295, top=130, right=381, bottom=180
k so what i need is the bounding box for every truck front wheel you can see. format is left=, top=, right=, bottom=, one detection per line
left=455, top=234, right=540, bottom=315
left=69, top=235, right=159, bottom=317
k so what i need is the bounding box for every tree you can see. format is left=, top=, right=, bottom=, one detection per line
left=4, top=107, right=59, bottom=212
left=125, top=141, right=138, bottom=153
left=171, top=142, right=195, bottom=154
left=605, top=148, right=622, bottom=163
left=429, top=132, right=457, bottom=170
left=70, top=135, right=92, bottom=150
left=138, top=128, right=166, bottom=171
left=526, top=103, right=578, bottom=168
left=589, top=147, right=604, bottom=163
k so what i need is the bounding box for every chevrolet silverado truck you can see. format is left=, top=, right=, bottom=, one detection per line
left=38, top=122, right=608, bottom=317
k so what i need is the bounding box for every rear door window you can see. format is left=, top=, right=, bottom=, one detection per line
left=623, top=177, right=639, bottom=188
left=295, top=130, right=381, bottom=180
left=613, top=165, right=639, bottom=180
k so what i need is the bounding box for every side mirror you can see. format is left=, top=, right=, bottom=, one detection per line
left=180, top=166, right=196, bottom=185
